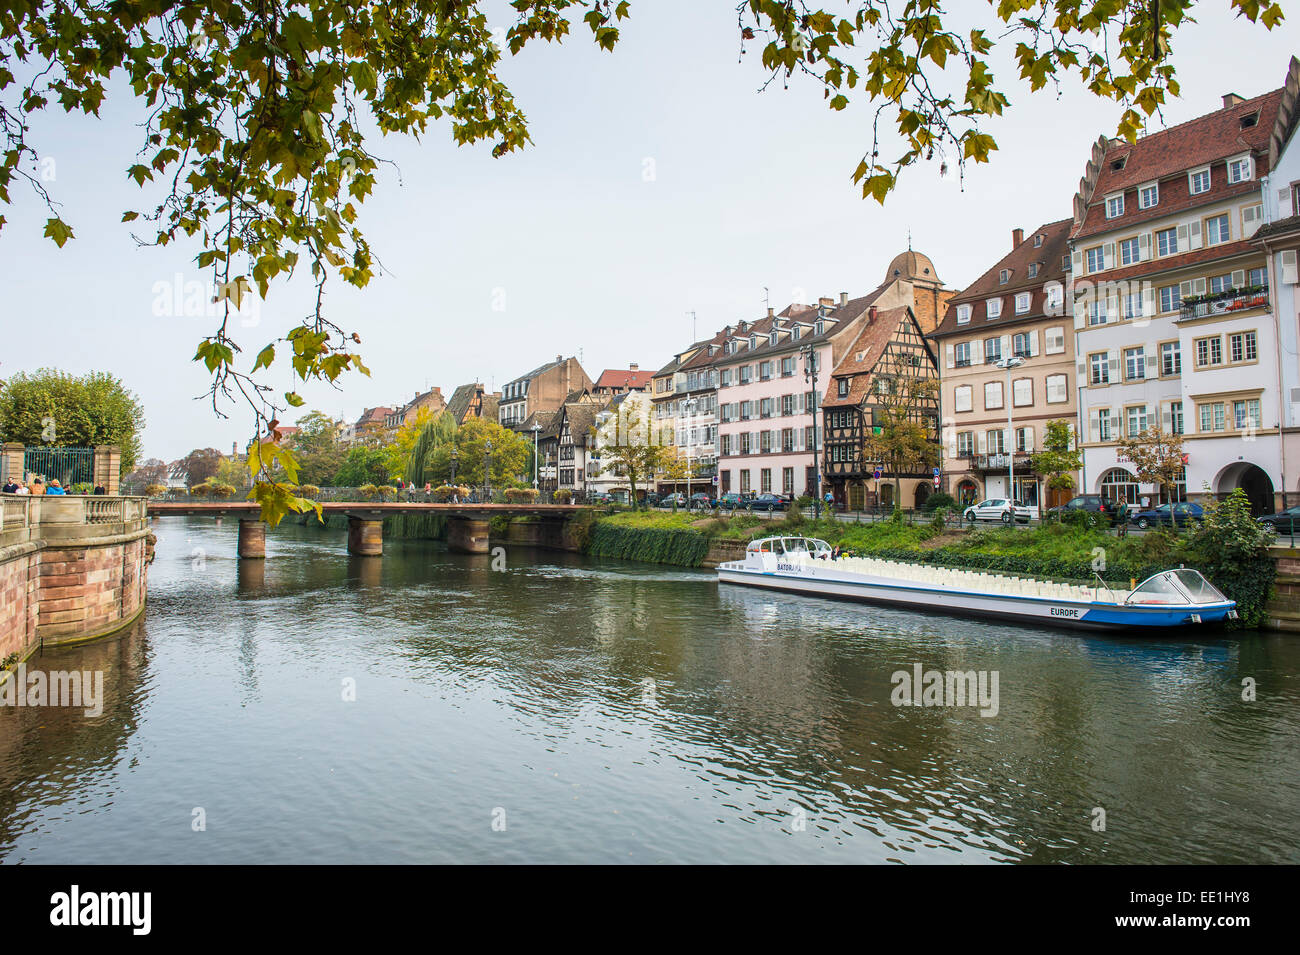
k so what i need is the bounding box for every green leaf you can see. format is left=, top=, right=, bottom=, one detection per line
left=43, top=217, right=74, bottom=247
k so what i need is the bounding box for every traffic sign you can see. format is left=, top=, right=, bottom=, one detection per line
left=932, top=467, right=940, bottom=476
left=711, top=475, right=719, bottom=484
left=933, top=476, right=941, bottom=489
left=873, top=468, right=881, bottom=480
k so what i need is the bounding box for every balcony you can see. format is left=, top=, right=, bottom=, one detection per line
left=1179, top=286, right=1269, bottom=322
left=958, top=452, right=1036, bottom=472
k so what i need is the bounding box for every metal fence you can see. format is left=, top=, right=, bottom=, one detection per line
left=22, top=446, right=93, bottom=487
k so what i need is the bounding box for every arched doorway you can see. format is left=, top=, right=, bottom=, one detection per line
left=1215, top=462, right=1275, bottom=516
left=914, top=482, right=931, bottom=509
left=955, top=478, right=979, bottom=506
left=1098, top=467, right=1140, bottom=505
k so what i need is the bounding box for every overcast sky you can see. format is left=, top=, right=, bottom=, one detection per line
left=2, top=2, right=1296, bottom=462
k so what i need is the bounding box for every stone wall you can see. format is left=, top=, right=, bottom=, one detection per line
left=0, top=497, right=150, bottom=662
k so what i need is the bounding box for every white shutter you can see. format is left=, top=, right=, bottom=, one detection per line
left=1231, top=269, right=1246, bottom=289
left=1023, top=428, right=1034, bottom=453
left=1187, top=219, right=1203, bottom=250
left=1107, top=348, right=1120, bottom=380
left=1137, top=233, right=1151, bottom=261
left=1145, top=353, right=1158, bottom=374
left=972, top=339, right=984, bottom=364
left=1283, top=250, right=1299, bottom=285
left=1141, top=285, right=1156, bottom=317
left=1180, top=279, right=1194, bottom=301
left=1073, top=297, right=1087, bottom=329
left=1193, top=277, right=1207, bottom=296
left=1089, top=410, right=1101, bottom=442
left=946, top=429, right=958, bottom=458
left=945, top=343, right=954, bottom=369
left=1001, top=334, right=1012, bottom=357
left=1072, top=249, right=1084, bottom=274
left=1243, top=204, right=1263, bottom=237
left=977, top=432, right=987, bottom=453
left=1161, top=406, right=1172, bottom=431
left=1102, top=242, right=1115, bottom=270
left=1029, top=331, right=1040, bottom=357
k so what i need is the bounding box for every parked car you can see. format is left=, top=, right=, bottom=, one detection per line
left=643, top=492, right=661, bottom=508
left=688, top=492, right=716, bottom=510
left=717, top=492, right=751, bottom=511
left=747, top=493, right=788, bottom=512
left=1258, top=505, right=1300, bottom=534
left=1129, top=502, right=1203, bottom=529
left=659, top=492, right=687, bottom=508
left=962, top=498, right=1033, bottom=524
left=1045, top=494, right=1116, bottom=524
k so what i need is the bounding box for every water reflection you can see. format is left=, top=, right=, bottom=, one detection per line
left=0, top=516, right=1297, bottom=864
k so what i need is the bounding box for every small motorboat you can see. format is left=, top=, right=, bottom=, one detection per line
left=716, top=536, right=1238, bottom=631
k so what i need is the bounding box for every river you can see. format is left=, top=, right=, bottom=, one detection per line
left=1, top=516, right=1297, bottom=863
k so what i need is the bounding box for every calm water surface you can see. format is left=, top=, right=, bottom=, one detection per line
left=2, top=516, right=1298, bottom=864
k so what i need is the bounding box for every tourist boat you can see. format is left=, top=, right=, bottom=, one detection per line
left=716, top=536, right=1238, bottom=631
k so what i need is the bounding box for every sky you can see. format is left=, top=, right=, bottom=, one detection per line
left=1, top=2, right=1297, bottom=463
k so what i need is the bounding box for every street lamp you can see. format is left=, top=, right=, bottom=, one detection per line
left=802, top=343, right=821, bottom=520
left=484, top=440, right=493, bottom=501
left=684, top=396, right=697, bottom=506
left=996, top=355, right=1026, bottom=516
left=531, top=422, right=541, bottom=490
left=450, top=446, right=458, bottom=485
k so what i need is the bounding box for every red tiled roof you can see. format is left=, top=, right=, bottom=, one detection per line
left=822, top=305, right=916, bottom=408
left=1072, top=87, right=1283, bottom=241
left=595, top=368, right=653, bottom=390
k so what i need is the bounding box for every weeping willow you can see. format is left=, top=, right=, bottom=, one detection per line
left=405, top=411, right=458, bottom=486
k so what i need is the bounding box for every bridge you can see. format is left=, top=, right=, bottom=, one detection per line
left=146, top=501, right=592, bottom=556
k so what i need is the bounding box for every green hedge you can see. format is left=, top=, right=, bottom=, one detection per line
left=585, top=523, right=711, bottom=567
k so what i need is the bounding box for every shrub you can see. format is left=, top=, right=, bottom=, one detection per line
left=923, top=491, right=956, bottom=512
left=358, top=483, right=379, bottom=500
left=1180, top=489, right=1275, bottom=628
left=68, top=482, right=93, bottom=495
left=505, top=488, right=540, bottom=504
left=298, top=484, right=321, bottom=498
left=377, top=485, right=397, bottom=500
left=144, top=483, right=166, bottom=497
left=553, top=489, right=574, bottom=504
left=432, top=484, right=457, bottom=502
left=211, top=483, right=237, bottom=498
left=1062, top=509, right=1105, bottom=531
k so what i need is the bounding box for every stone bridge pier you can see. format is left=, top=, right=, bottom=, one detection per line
left=347, top=516, right=383, bottom=556
left=446, top=516, right=490, bottom=554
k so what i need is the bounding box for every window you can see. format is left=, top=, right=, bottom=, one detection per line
left=1156, top=227, right=1179, bottom=257
left=1086, top=246, right=1105, bottom=273
left=1045, top=326, right=1065, bottom=354
left=760, top=397, right=773, bottom=418
left=1234, top=399, right=1262, bottom=430
left=999, top=269, right=1010, bottom=284
left=1229, top=331, right=1258, bottom=363
left=782, top=468, right=794, bottom=495
left=984, top=381, right=1003, bottom=410
left=1012, top=378, right=1033, bottom=407
left=759, top=361, right=773, bottom=380
left=986, top=429, right=1006, bottom=454
left=1028, top=263, right=1039, bottom=279
left=1088, top=299, right=1108, bottom=326
left=739, top=366, right=752, bottom=384
left=1199, top=402, right=1226, bottom=433
left=1096, top=410, right=1114, bottom=442
left=782, top=394, right=795, bottom=416
left=719, top=434, right=731, bottom=455
left=1170, top=401, right=1184, bottom=435
left=1124, top=346, right=1146, bottom=381
left=739, top=432, right=751, bottom=454
left=1044, top=283, right=1063, bottom=313
left=957, top=431, right=974, bottom=456
left=782, top=428, right=794, bottom=452
left=986, top=298, right=1003, bottom=319
left=1100, top=467, right=1139, bottom=503
left=1122, top=291, right=1143, bottom=321
left=984, top=337, right=1002, bottom=364
left=1205, top=213, right=1231, bottom=246
left=1046, top=374, right=1068, bottom=403
left=781, top=356, right=795, bottom=376
left=1105, top=193, right=1124, bottom=218
left=954, top=385, right=973, bottom=413
left=956, top=304, right=972, bottom=325
left=1189, top=167, right=1211, bottom=195
left=1120, top=237, right=1140, bottom=265
left=1015, top=426, right=1034, bottom=453
left=1160, top=342, right=1181, bottom=377
left=837, top=378, right=849, bottom=397
left=740, top=470, right=751, bottom=493
left=1089, top=352, right=1110, bottom=385
left=1015, top=292, right=1031, bottom=314
left=1139, top=183, right=1159, bottom=209
left=1248, top=266, right=1268, bottom=289
left=1126, top=405, right=1149, bottom=436
left=720, top=369, right=733, bottom=387
left=1012, top=332, right=1032, bottom=357
left=1159, top=285, right=1181, bottom=314
left=740, top=400, right=752, bottom=420
left=1195, top=336, right=1223, bottom=367
left=1212, top=274, right=1234, bottom=295
left=760, top=431, right=772, bottom=453
left=1227, top=155, right=1253, bottom=184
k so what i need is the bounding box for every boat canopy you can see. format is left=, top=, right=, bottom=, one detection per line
left=745, top=536, right=832, bottom=556
left=1125, top=569, right=1229, bottom=607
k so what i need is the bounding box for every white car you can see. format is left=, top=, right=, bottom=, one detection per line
left=962, top=498, right=1033, bottom=524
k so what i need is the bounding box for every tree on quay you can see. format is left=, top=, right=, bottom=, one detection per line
left=0, top=368, right=145, bottom=471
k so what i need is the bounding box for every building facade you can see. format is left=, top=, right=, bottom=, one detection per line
left=930, top=220, right=1077, bottom=512
left=499, top=356, right=592, bottom=431
left=1070, top=70, right=1298, bottom=513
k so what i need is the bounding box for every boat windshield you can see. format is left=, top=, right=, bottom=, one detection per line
left=783, top=538, right=808, bottom=553
left=1171, top=569, right=1228, bottom=603
left=1126, top=572, right=1192, bottom=605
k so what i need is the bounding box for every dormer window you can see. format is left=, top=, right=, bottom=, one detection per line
left=791, top=327, right=801, bottom=341
left=1138, top=182, right=1159, bottom=209
left=1033, top=234, right=1044, bottom=248
left=769, top=332, right=778, bottom=345
left=1240, top=112, right=1259, bottom=129
left=1189, top=166, right=1211, bottom=195
left=1105, top=192, right=1124, bottom=219
left=1027, top=262, right=1039, bottom=279
left=1227, top=154, right=1253, bottom=184
left=749, top=335, right=757, bottom=350
left=1110, top=156, right=1127, bottom=171
left=815, top=320, right=824, bottom=335
left=837, top=378, right=849, bottom=397
left=998, top=269, right=1010, bottom=284
left=986, top=298, right=1002, bottom=319
left=956, top=304, right=972, bottom=325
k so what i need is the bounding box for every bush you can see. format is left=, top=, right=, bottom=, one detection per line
left=144, top=483, right=166, bottom=497
left=358, top=483, right=379, bottom=500
left=505, top=488, right=540, bottom=504
left=377, top=485, right=397, bottom=500
left=433, top=484, right=457, bottom=502
left=553, top=489, right=574, bottom=504
left=1062, top=509, right=1105, bottom=531
left=923, top=491, right=956, bottom=512
left=211, top=483, right=237, bottom=498
left=1180, top=489, right=1275, bottom=628
left=298, top=484, right=321, bottom=498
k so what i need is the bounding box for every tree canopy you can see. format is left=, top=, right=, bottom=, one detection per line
left=0, top=367, right=145, bottom=470
left=2, top=0, right=1283, bottom=521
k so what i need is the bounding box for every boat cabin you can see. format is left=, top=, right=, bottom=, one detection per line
left=744, top=536, right=832, bottom=568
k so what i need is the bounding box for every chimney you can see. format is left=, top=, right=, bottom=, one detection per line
left=1222, top=92, right=1244, bottom=108
left=629, top=363, right=638, bottom=371
left=1012, top=227, right=1024, bottom=249
left=818, top=296, right=835, bottom=308
left=868, top=306, right=878, bottom=323
left=840, top=291, right=848, bottom=306
left=767, top=307, right=775, bottom=319
left=556, top=354, right=563, bottom=363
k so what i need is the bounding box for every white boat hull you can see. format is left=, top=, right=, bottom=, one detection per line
left=716, top=562, right=1238, bottom=632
